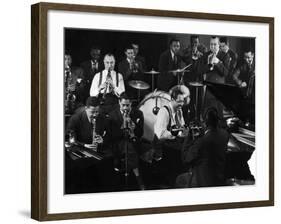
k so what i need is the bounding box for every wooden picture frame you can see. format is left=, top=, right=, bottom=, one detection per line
left=31, top=2, right=274, bottom=221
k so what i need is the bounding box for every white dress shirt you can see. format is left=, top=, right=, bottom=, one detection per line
left=154, top=103, right=185, bottom=140
left=90, top=69, right=125, bottom=97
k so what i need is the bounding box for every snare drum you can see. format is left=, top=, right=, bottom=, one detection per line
left=138, top=91, right=171, bottom=141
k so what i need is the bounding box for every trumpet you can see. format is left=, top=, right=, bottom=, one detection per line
left=91, top=116, right=103, bottom=151
left=191, top=47, right=203, bottom=60
left=129, top=58, right=139, bottom=73
left=121, top=109, right=137, bottom=141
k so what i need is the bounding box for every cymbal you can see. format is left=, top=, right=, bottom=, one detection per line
left=128, top=80, right=150, bottom=90
left=188, top=81, right=205, bottom=87
left=168, top=69, right=190, bottom=73
left=144, top=70, right=160, bottom=75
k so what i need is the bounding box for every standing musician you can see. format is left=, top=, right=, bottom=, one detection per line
left=90, top=54, right=125, bottom=114
left=233, top=49, right=255, bottom=100
left=153, top=86, right=191, bottom=186
left=118, top=45, right=145, bottom=99
left=80, top=45, right=103, bottom=104
left=108, top=93, right=145, bottom=190
left=131, top=42, right=147, bottom=71
left=200, top=36, right=231, bottom=119
left=219, top=37, right=238, bottom=84
left=158, top=38, right=183, bottom=92
left=64, top=52, right=85, bottom=114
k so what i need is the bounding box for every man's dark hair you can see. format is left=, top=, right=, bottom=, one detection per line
left=65, top=49, right=71, bottom=56
left=190, top=35, right=199, bottom=42
left=90, top=45, right=101, bottom=51
left=170, top=86, right=184, bottom=101
left=169, top=38, right=180, bottom=46
left=119, top=92, right=131, bottom=101
left=219, top=37, right=229, bottom=44
left=244, top=48, right=255, bottom=55
left=86, top=97, right=100, bottom=107
left=211, top=36, right=220, bottom=41
left=124, top=44, right=134, bottom=52
left=204, top=107, right=219, bottom=128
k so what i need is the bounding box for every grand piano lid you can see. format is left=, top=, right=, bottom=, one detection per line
left=204, top=81, right=255, bottom=124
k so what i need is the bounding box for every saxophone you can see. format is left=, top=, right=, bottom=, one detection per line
left=65, top=67, right=76, bottom=113
left=91, top=117, right=103, bottom=151
left=101, top=69, right=114, bottom=101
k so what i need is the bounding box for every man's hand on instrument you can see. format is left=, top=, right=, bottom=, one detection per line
left=211, top=56, right=220, bottom=64
left=94, top=135, right=103, bottom=144
left=99, top=82, right=107, bottom=91
left=178, top=127, right=189, bottom=138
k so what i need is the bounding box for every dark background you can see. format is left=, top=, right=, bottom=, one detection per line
left=65, top=28, right=255, bottom=70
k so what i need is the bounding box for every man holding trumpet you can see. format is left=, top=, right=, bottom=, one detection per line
left=200, top=36, right=231, bottom=120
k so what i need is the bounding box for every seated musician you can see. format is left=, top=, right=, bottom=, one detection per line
left=64, top=52, right=85, bottom=114
left=108, top=92, right=145, bottom=190
left=153, top=85, right=190, bottom=186
left=66, top=96, right=110, bottom=154
left=178, top=107, right=229, bottom=188
left=90, top=53, right=125, bottom=115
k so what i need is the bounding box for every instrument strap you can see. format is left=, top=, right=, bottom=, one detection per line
left=98, top=71, right=102, bottom=87
left=116, top=72, right=119, bottom=87
left=163, top=105, right=173, bottom=130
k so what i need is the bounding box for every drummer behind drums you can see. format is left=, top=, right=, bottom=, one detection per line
left=153, top=85, right=191, bottom=186
left=90, top=54, right=125, bottom=115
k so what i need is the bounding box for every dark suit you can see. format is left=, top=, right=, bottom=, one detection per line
left=158, top=50, right=182, bottom=92
left=66, top=108, right=110, bottom=153
left=200, top=50, right=230, bottom=119
left=80, top=60, right=103, bottom=103
left=108, top=107, right=144, bottom=169
left=225, top=49, right=238, bottom=84
left=181, top=128, right=229, bottom=187
left=65, top=109, right=114, bottom=193
left=118, top=58, right=145, bottom=99
left=117, top=58, right=145, bottom=82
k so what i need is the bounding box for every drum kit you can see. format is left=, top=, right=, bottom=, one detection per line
left=127, top=67, right=206, bottom=140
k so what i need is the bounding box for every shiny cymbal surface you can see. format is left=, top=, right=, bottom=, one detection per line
left=168, top=69, right=190, bottom=73
left=188, top=81, right=205, bottom=87
left=144, top=70, right=160, bottom=74
left=128, top=80, right=150, bottom=90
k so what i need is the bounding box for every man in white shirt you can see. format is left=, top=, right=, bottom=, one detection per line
left=90, top=54, right=125, bottom=114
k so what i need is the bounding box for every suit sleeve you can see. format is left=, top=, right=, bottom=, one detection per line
left=134, top=111, right=144, bottom=138
left=214, top=54, right=230, bottom=77
left=182, top=137, right=203, bottom=164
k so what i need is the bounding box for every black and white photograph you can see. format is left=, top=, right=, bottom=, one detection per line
left=64, top=28, right=256, bottom=194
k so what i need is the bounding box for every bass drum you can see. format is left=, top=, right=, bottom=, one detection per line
left=138, top=91, right=171, bottom=142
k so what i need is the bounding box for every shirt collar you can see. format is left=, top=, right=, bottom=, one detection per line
left=170, top=50, right=175, bottom=59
